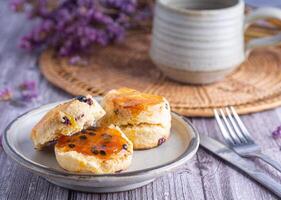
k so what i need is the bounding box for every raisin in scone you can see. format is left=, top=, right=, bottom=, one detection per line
left=31, top=95, right=105, bottom=149
left=55, top=125, right=133, bottom=174
left=100, top=88, right=171, bottom=149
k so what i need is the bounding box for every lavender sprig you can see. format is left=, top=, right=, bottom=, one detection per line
left=19, top=80, right=38, bottom=102
left=10, top=0, right=152, bottom=60
left=272, top=126, right=281, bottom=139
left=19, top=80, right=36, bottom=91
left=0, top=80, right=39, bottom=105
left=0, top=88, right=12, bottom=101
left=21, top=90, right=38, bottom=102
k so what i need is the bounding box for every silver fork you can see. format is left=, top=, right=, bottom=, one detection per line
left=214, top=107, right=281, bottom=172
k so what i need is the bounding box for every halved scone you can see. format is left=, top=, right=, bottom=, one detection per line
left=31, top=95, right=105, bottom=149
left=120, top=123, right=170, bottom=149
left=55, top=125, right=133, bottom=174
left=100, top=88, right=171, bottom=149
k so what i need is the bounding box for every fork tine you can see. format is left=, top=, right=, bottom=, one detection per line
left=225, top=107, right=247, bottom=143
left=214, top=109, right=235, bottom=145
left=219, top=109, right=241, bottom=144
left=230, top=107, right=254, bottom=142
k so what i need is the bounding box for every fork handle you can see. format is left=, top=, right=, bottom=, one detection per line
left=252, top=152, right=281, bottom=172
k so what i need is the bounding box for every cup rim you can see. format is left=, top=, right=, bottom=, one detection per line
left=157, top=0, right=244, bottom=15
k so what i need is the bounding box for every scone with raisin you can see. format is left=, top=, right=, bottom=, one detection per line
left=55, top=125, right=133, bottom=174
left=31, top=95, right=105, bottom=149
left=100, top=88, right=171, bottom=149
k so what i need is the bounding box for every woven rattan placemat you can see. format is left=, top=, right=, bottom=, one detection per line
left=40, top=31, right=281, bottom=117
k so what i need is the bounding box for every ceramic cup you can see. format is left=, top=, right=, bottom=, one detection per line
left=150, top=0, right=281, bottom=84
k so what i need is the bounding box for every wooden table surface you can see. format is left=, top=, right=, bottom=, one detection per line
left=1, top=1, right=281, bottom=199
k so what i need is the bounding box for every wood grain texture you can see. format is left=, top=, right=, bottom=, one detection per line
left=0, top=0, right=281, bottom=199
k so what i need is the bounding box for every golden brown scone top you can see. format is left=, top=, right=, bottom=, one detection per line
left=56, top=127, right=131, bottom=159
left=107, top=88, right=164, bottom=115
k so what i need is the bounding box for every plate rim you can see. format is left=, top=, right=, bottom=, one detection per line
left=2, top=100, right=200, bottom=180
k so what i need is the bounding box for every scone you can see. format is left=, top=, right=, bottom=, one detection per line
left=100, top=88, right=171, bottom=149
left=55, top=125, right=133, bottom=174
left=31, top=95, right=105, bottom=149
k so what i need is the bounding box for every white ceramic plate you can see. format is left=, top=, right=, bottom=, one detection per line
left=2, top=99, right=199, bottom=193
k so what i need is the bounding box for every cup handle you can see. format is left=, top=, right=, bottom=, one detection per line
left=245, top=7, right=281, bottom=56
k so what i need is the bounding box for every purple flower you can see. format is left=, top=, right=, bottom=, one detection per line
left=272, top=126, right=281, bottom=139
left=9, top=0, right=149, bottom=58
left=18, top=80, right=39, bottom=102
left=19, top=80, right=36, bottom=91
left=10, top=0, right=24, bottom=12
left=0, top=81, right=39, bottom=106
left=0, top=88, right=12, bottom=101
left=69, top=55, right=87, bottom=65
left=21, top=90, right=38, bottom=102
left=20, top=37, right=33, bottom=51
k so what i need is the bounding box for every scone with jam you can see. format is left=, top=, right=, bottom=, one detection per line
left=31, top=95, right=105, bottom=149
left=100, top=88, right=171, bottom=149
left=55, top=125, right=133, bottom=174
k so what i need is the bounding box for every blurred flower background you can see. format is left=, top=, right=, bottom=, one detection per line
left=10, top=0, right=154, bottom=63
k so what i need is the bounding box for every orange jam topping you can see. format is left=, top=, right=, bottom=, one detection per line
left=112, top=88, right=163, bottom=115
left=56, top=127, right=128, bottom=159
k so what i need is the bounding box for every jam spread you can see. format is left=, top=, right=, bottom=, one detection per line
left=56, top=127, right=128, bottom=159
left=112, top=88, right=163, bottom=116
